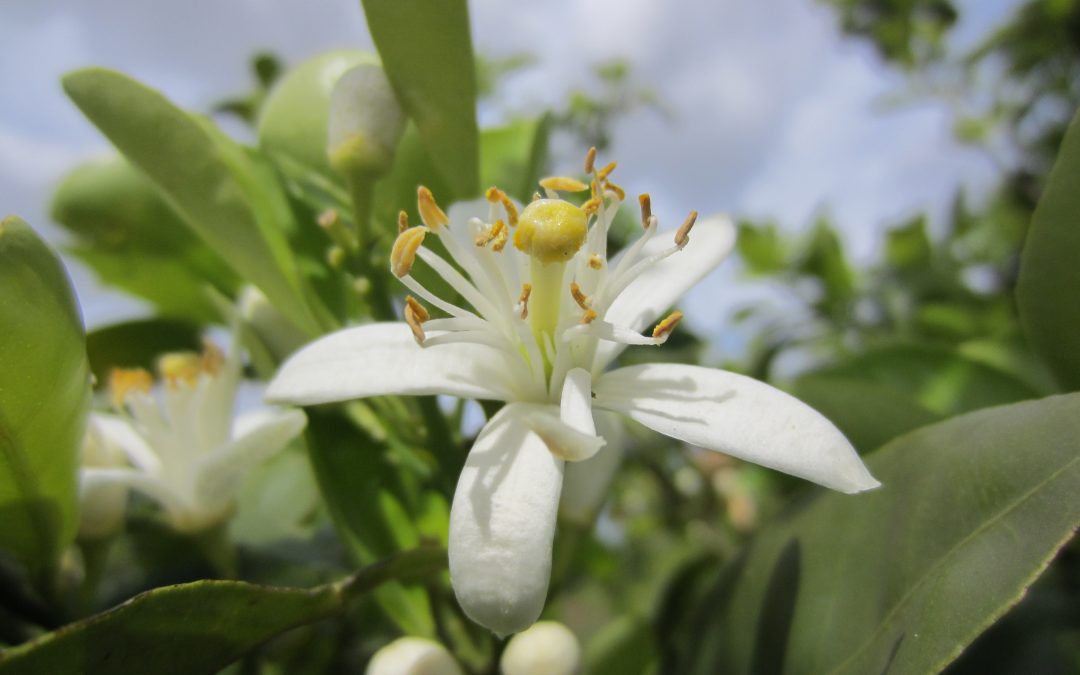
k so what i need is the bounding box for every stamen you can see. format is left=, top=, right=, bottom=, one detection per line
left=405, top=295, right=430, bottom=323
left=486, top=186, right=519, bottom=226
left=582, top=197, right=602, bottom=216
left=652, top=310, right=684, bottom=339
left=397, top=210, right=409, bottom=234
left=159, top=352, right=201, bottom=387
left=604, top=180, right=626, bottom=201
left=584, top=146, right=597, bottom=174
left=675, top=211, right=698, bottom=247
left=638, top=193, right=652, bottom=227
left=201, top=340, right=225, bottom=376
left=109, top=368, right=153, bottom=407
left=539, top=176, right=589, bottom=193
left=518, top=283, right=532, bottom=319
left=581, top=308, right=598, bottom=324
left=417, top=186, right=449, bottom=231
left=474, top=219, right=507, bottom=250
left=569, top=282, right=591, bottom=310
left=391, top=226, right=427, bottom=277
left=588, top=254, right=603, bottom=270
left=404, top=299, right=427, bottom=344
left=597, top=161, right=618, bottom=181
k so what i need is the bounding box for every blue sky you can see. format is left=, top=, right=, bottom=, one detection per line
left=0, top=0, right=1022, bottom=350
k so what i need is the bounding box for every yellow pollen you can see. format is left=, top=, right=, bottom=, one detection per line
left=397, top=210, right=409, bottom=234
left=109, top=368, right=152, bottom=407
left=597, top=161, right=618, bottom=181
left=539, top=176, right=590, bottom=193
left=518, top=283, right=532, bottom=319
left=159, top=352, right=202, bottom=387
left=584, top=146, right=597, bottom=174
left=590, top=179, right=601, bottom=200
left=581, top=308, right=598, bottom=324
left=485, top=187, right=519, bottom=226
left=492, top=222, right=509, bottom=251
left=638, top=193, right=652, bottom=227
left=588, top=254, right=603, bottom=269
left=569, top=282, right=591, bottom=310
left=475, top=219, right=507, bottom=249
left=404, top=298, right=427, bottom=344
left=582, top=197, right=602, bottom=216
left=604, top=180, right=626, bottom=201
left=652, top=310, right=684, bottom=339
left=675, top=211, right=698, bottom=247
left=513, top=199, right=588, bottom=264
left=417, top=186, right=449, bottom=231
left=391, top=225, right=427, bottom=277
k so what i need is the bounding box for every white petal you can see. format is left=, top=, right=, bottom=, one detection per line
left=526, top=411, right=605, bottom=462
left=87, top=413, right=160, bottom=473
left=594, top=215, right=736, bottom=370
left=365, top=637, right=463, bottom=675
left=559, top=410, right=626, bottom=525
left=194, top=408, right=307, bottom=508
left=81, top=467, right=192, bottom=520
left=448, top=403, right=564, bottom=636
left=594, top=364, right=880, bottom=494
left=266, top=322, right=515, bottom=405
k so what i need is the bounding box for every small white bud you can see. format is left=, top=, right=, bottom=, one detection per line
left=365, top=637, right=463, bottom=675
left=499, top=621, right=581, bottom=675
left=328, top=63, right=406, bottom=176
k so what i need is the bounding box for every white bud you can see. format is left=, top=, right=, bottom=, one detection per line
left=500, top=621, right=581, bottom=675
left=328, top=63, right=406, bottom=176
left=366, top=637, right=463, bottom=675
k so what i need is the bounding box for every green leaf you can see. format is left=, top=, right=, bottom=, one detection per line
left=686, top=393, right=1080, bottom=675
left=62, top=68, right=323, bottom=335
left=0, top=547, right=446, bottom=674
left=51, top=157, right=238, bottom=323
left=480, top=115, right=552, bottom=203
left=736, top=222, right=788, bottom=275
left=86, top=319, right=202, bottom=387
left=0, top=217, right=91, bottom=579
left=1017, top=107, right=1080, bottom=390
left=884, top=215, right=932, bottom=271
left=814, top=343, right=1040, bottom=416
left=360, top=0, right=479, bottom=198
left=788, top=376, right=941, bottom=453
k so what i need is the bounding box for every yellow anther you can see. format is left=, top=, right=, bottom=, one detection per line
left=200, top=340, right=225, bottom=376
left=638, top=193, right=652, bottom=227
left=518, top=283, right=532, bottom=319
left=417, top=186, right=449, bottom=231
left=582, top=197, right=602, bottom=216
left=539, top=176, right=590, bottom=193
left=581, top=308, right=598, bottom=324
left=397, top=210, right=409, bottom=234
left=475, top=219, right=507, bottom=249
left=404, top=298, right=427, bottom=345
left=652, top=310, right=684, bottom=339
left=675, top=211, right=698, bottom=247
left=588, top=254, right=603, bottom=269
left=604, top=180, right=626, bottom=201
left=590, top=179, right=601, bottom=200
left=597, top=161, right=618, bottom=181
left=492, top=222, right=509, bottom=252
left=569, top=282, right=591, bottom=310
left=159, top=352, right=202, bottom=387
left=391, top=226, right=427, bottom=277
left=485, top=186, right=502, bottom=202
left=109, top=368, right=152, bottom=407
left=584, top=146, right=597, bottom=174
left=486, top=186, right=519, bottom=226
left=513, top=199, right=588, bottom=265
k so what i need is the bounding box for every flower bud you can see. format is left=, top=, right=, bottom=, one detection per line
left=500, top=621, right=581, bottom=675
left=366, top=637, right=463, bottom=675
left=327, top=63, right=406, bottom=177
left=513, top=199, right=587, bottom=265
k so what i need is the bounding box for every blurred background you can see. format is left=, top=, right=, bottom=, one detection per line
left=1, top=0, right=1034, bottom=366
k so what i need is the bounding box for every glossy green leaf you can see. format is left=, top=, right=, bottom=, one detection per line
left=0, top=217, right=91, bottom=579
left=788, top=375, right=941, bottom=453
left=360, top=0, right=479, bottom=198
left=0, top=547, right=445, bottom=674
left=480, top=116, right=552, bottom=203
left=51, top=157, right=237, bottom=323
left=62, top=68, right=323, bottom=335
left=86, top=319, right=202, bottom=387
left=815, top=343, right=1040, bottom=416
left=687, top=393, right=1080, bottom=675
left=1017, top=107, right=1080, bottom=390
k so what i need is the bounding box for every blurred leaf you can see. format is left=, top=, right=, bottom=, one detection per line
left=689, top=392, right=1080, bottom=675
left=1017, top=107, right=1080, bottom=391
left=0, top=547, right=445, bottom=674
left=480, top=115, right=552, bottom=203
left=736, top=222, right=788, bottom=275
left=0, top=217, right=91, bottom=580
left=789, top=375, right=942, bottom=452
left=815, top=343, right=1040, bottom=416
left=51, top=157, right=238, bottom=323
left=885, top=215, right=932, bottom=270
left=360, top=0, right=479, bottom=198
left=62, top=68, right=324, bottom=335
left=585, top=615, right=659, bottom=675
left=86, top=319, right=202, bottom=387
left=799, top=220, right=855, bottom=314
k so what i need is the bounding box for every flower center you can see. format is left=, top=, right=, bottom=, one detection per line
left=512, top=199, right=587, bottom=265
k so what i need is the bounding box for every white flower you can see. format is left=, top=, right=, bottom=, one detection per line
left=267, top=152, right=879, bottom=635
left=81, top=337, right=307, bottom=534
left=500, top=621, right=581, bottom=675
left=365, top=637, right=463, bottom=675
